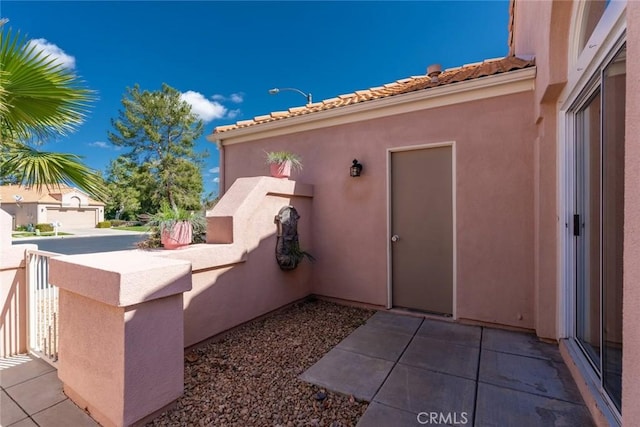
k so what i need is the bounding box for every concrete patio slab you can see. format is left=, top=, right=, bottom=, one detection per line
left=416, top=319, right=481, bottom=348
left=482, top=328, right=562, bottom=362
left=399, top=335, right=480, bottom=380
left=373, top=363, right=476, bottom=417
left=4, top=371, right=66, bottom=415
left=1, top=389, right=29, bottom=426
left=336, top=324, right=413, bottom=361
left=479, top=349, right=584, bottom=404
left=6, top=418, right=38, bottom=427
left=299, top=348, right=395, bottom=401
left=355, top=401, right=419, bottom=427
left=0, top=357, right=55, bottom=388
left=365, top=311, right=422, bottom=336
left=32, top=399, right=98, bottom=427
left=475, top=382, right=595, bottom=426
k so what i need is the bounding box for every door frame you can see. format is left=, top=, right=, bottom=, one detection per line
left=558, top=4, right=626, bottom=419
left=386, top=141, right=457, bottom=319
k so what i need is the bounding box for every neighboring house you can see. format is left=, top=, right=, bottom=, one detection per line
left=0, top=184, right=104, bottom=229
left=210, top=1, right=637, bottom=424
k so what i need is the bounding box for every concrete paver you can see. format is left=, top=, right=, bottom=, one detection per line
left=416, top=318, right=481, bottom=347
left=374, top=363, right=476, bottom=416
left=364, top=311, right=422, bottom=336
left=482, top=328, right=563, bottom=362
left=7, top=418, right=38, bottom=427
left=5, top=371, right=66, bottom=415
left=32, top=399, right=97, bottom=427
left=355, top=402, right=420, bottom=427
left=301, top=310, right=594, bottom=427
left=299, top=348, right=395, bottom=401
left=0, top=357, right=55, bottom=388
left=1, top=390, right=29, bottom=426
left=479, top=349, right=584, bottom=403
left=0, top=356, right=99, bottom=427
left=399, top=335, right=479, bottom=380
left=475, top=382, right=594, bottom=426
left=336, top=324, right=413, bottom=361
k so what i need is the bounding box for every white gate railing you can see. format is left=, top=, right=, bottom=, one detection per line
left=26, top=249, right=61, bottom=366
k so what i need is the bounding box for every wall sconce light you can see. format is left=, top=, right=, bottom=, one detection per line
left=350, top=159, right=363, bottom=177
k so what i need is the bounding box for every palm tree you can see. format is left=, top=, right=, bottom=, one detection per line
left=0, top=23, right=105, bottom=198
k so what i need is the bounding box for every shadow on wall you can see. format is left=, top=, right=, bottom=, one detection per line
left=0, top=273, right=26, bottom=357
left=183, top=191, right=314, bottom=348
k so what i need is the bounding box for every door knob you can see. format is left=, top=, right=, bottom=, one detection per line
left=391, top=235, right=400, bottom=242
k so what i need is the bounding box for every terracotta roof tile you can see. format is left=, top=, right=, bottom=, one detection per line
left=213, top=56, right=534, bottom=135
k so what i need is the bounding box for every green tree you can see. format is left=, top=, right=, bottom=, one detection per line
left=108, top=83, right=205, bottom=210
left=104, top=157, right=141, bottom=220
left=0, top=25, right=105, bottom=197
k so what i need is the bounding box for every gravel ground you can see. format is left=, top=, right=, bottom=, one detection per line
left=149, top=299, right=375, bottom=427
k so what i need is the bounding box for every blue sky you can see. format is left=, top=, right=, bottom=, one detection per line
left=2, top=1, right=510, bottom=196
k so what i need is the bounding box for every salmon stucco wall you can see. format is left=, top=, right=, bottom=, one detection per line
left=0, top=209, right=36, bottom=357
left=221, top=90, right=538, bottom=331
left=512, top=0, right=573, bottom=340
left=623, top=1, right=640, bottom=424
left=183, top=191, right=313, bottom=347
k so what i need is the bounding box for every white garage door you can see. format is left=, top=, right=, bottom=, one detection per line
left=47, top=208, right=97, bottom=229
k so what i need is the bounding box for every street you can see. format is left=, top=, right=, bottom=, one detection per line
left=17, top=234, right=147, bottom=255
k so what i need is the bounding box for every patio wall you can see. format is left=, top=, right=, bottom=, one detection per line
left=165, top=176, right=314, bottom=347
left=0, top=209, right=36, bottom=358
left=45, top=177, right=314, bottom=425
left=221, top=91, right=538, bottom=331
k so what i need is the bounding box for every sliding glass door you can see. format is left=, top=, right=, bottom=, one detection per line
left=574, top=46, right=625, bottom=412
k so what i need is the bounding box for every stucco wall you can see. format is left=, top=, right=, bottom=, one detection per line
left=512, top=0, right=574, bottom=340
left=623, top=1, right=640, bottom=424
left=184, top=192, right=313, bottom=347
left=222, top=91, right=537, bottom=330
left=0, top=209, right=36, bottom=357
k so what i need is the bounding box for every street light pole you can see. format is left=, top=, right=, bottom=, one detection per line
left=268, top=87, right=312, bottom=104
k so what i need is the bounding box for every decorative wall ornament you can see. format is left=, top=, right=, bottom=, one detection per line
left=274, top=205, right=314, bottom=270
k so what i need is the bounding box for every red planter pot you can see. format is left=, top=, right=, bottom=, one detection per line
left=161, top=221, right=193, bottom=250
left=270, top=161, right=292, bottom=178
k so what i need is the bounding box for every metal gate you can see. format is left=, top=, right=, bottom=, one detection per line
left=25, top=249, right=61, bottom=366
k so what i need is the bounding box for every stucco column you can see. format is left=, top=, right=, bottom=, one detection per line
left=49, top=252, right=192, bottom=427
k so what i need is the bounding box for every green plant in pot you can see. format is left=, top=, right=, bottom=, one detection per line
left=150, top=202, right=193, bottom=250
left=265, top=151, right=302, bottom=178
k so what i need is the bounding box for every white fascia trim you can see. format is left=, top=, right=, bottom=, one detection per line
left=209, top=67, right=536, bottom=146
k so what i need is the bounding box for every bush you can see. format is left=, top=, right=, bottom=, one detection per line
left=96, top=221, right=112, bottom=228
left=35, top=223, right=54, bottom=232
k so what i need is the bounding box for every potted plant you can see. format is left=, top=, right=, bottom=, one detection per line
left=265, top=151, right=302, bottom=178
left=151, top=202, right=193, bottom=250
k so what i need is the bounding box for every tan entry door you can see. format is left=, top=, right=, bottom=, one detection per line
left=391, top=146, right=453, bottom=315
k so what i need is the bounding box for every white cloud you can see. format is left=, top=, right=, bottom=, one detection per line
left=88, top=141, right=121, bottom=150
left=180, top=91, right=227, bottom=123
left=209, top=167, right=220, bottom=174
left=28, top=39, right=76, bottom=69
left=211, top=93, right=244, bottom=104
left=227, top=109, right=241, bottom=119
left=213, top=177, right=220, bottom=183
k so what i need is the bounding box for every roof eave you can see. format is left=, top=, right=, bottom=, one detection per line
left=209, top=66, right=536, bottom=146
